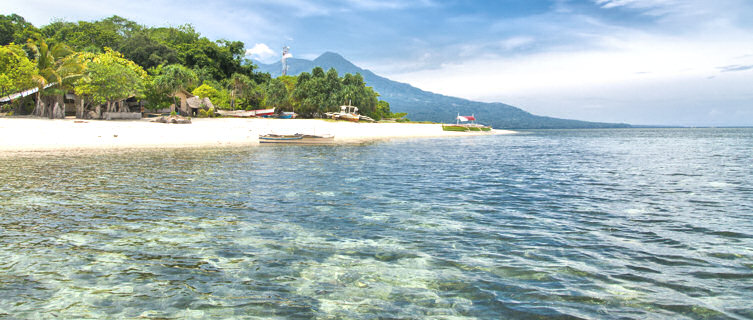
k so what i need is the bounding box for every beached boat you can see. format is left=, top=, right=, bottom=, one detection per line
left=331, top=105, right=360, bottom=122
left=442, top=114, right=492, bottom=132
left=259, top=133, right=335, bottom=144
left=254, top=108, right=276, bottom=117
left=216, top=108, right=275, bottom=118
left=278, top=112, right=297, bottom=119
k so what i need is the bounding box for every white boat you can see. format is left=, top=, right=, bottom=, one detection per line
left=331, top=105, right=360, bottom=122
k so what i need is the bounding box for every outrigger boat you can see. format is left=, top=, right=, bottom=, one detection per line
left=259, top=133, right=335, bottom=144
left=330, top=105, right=360, bottom=122
left=442, top=113, right=492, bottom=132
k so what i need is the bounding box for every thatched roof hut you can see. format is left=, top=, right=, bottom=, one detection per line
left=185, top=96, right=215, bottom=116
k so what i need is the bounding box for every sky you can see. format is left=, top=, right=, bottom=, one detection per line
left=3, top=0, right=752, bottom=126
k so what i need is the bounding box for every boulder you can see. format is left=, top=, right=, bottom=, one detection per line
left=153, top=115, right=191, bottom=124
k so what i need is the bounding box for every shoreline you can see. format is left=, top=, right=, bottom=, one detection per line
left=0, top=117, right=515, bottom=152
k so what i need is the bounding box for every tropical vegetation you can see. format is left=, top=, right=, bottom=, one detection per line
left=0, top=14, right=402, bottom=120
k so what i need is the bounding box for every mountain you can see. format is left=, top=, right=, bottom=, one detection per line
left=257, top=52, right=629, bottom=129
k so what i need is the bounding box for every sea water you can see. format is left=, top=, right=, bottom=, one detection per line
left=1, top=128, right=751, bottom=319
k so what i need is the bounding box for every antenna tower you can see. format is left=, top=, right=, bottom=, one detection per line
left=281, top=46, right=290, bottom=76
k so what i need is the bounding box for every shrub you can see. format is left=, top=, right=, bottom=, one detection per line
left=198, top=109, right=208, bottom=118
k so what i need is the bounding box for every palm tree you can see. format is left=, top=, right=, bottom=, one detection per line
left=228, top=73, right=251, bottom=110
left=152, top=64, right=197, bottom=115
left=27, top=37, right=85, bottom=118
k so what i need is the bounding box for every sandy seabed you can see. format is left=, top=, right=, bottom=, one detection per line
left=0, top=117, right=515, bottom=151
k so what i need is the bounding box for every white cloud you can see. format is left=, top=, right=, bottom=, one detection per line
left=498, top=37, right=534, bottom=51
left=386, top=29, right=753, bottom=125
left=344, top=0, right=435, bottom=10
left=245, top=43, right=278, bottom=64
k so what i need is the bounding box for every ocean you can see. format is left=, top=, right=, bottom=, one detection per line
left=1, top=128, right=752, bottom=319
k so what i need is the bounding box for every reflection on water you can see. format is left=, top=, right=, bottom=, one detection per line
left=1, top=129, right=752, bottom=319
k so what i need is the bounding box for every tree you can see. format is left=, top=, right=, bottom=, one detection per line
left=341, top=72, right=378, bottom=117
left=265, top=78, right=291, bottom=112
left=152, top=64, right=198, bottom=114
left=27, top=37, right=85, bottom=118
left=192, top=83, right=229, bottom=109
left=323, top=68, right=343, bottom=113
left=0, top=14, right=40, bottom=46
left=75, top=48, right=147, bottom=118
left=42, top=20, right=120, bottom=53
left=227, top=73, right=251, bottom=110
left=118, top=32, right=178, bottom=70
left=292, top=71, right=327, bottom=117
left=288, top=68, right=384, bottom=119
left=0, top=43, right=37, bottom=101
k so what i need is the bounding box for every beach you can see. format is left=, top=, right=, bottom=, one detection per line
left=0, top=117, right=514, bottom=151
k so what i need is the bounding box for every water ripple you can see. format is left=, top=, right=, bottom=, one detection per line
left=1, top=129, right=752, bottom=318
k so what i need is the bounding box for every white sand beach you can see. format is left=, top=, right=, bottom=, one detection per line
left=0, top=117, right=515, bottom=151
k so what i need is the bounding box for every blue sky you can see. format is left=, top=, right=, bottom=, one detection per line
left=4, top=0, right=753, bottom=126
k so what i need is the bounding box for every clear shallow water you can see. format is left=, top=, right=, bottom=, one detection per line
left=1, top=128, right=752, bottom=319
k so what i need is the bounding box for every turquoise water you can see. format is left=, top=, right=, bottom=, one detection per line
left=1, top=128, right=752, bottom=319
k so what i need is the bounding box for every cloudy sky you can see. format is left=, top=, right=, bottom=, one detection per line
left=4, top=0, right=752, bottom=126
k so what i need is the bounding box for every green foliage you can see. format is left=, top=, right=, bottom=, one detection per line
left=74, top=48, right=147, bottom=106
left=277, top=75, right=297, bottom=92
left=41, top=16, right=140, bottom=53
left=170, top=111, right=177, bottom=116
left=0, top=14, right=40, bottom=46
left=0, top=43, right=37, bottom=98
left=192, top=83, right=219, bottom=99
left=118, top=31, right=178, bottom=70
left=227, top=73, right=254, bottom=110
left=264, top=78, right=291, bottom=111
left=36, top=16, right=262, bottom=84
left=290, top=67, right=382, bottom=119
left=243, top=84, right=265, bottom=110
left=192, top=82, right=230, bottom=109
left=292, top=71, right=327, bottom=117
left=5, top=14, right=282, bottom=116
left=27, top=37, right=85, bottom=96
left=143, top=79, right=171, bottom=111
left=370, top=100, right=397, bottom=121
left=153, top=64, right=198, bottom=95
left=151, top=64, right=198, bottom=112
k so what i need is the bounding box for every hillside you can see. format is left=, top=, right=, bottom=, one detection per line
left=258, top=52, right=630, bottom=129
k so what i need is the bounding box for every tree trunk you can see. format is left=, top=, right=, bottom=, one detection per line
left=75, top=95, right=84, bottom=119
left=171, top=96, right=177, bottom=114
left=51, top=95, right=65, bottom=119
left=32, top=92, right=44, bottom=117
